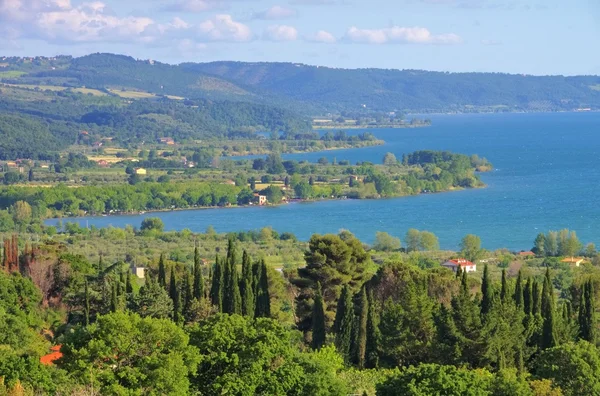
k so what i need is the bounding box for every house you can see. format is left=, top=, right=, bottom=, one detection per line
left=134, top=168, right=147, bottom=175
left=97, top=160, right=109, bottom=167
left=519, top=251, right=536, bottom=258
left=223, top=180, right=236, bottom=186
left=131, top=265, right=146, bottom=278
left=157, top=137, right=175, bottom=145
left=40, top=345, right=63, bottom=366
left=561, top=257, right=586, bottom=267
left=442, top=259, right=476, bottom=273
left=253, top=193, right=268, bottom=205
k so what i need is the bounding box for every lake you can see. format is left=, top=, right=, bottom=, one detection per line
left=48, top=112, right=600, bottom=251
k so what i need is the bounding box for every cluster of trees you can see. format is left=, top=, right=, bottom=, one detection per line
left=533, top=229, right=585, bottom=257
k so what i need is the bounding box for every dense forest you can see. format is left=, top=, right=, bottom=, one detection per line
left=2, top=225, right=600, bottom=395
left=2, top=53, right=600, bottom=114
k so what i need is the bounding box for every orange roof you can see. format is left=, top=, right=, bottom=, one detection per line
left=561, top=257, right=584, bottom=263
left=519, top=251, right=535, bottom=256
left=446, top=259, right=474, bottom=267
left=40, top=345, right=62, bottom=365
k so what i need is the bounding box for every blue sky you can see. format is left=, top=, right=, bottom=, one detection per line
left=0, top=0, right=598, bottom=75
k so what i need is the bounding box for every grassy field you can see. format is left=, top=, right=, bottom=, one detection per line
left=0, top=71, right=27, bottom=78
left=108, top=89, right=156, bottom=99
left=0, top=83, right=107, bottom=96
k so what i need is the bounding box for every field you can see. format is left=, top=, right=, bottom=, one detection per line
left=108, top=88, right=156, bottom=99
left=0, top=70, right=27, bottom=78
left=0, top=83, right=107, bottom=96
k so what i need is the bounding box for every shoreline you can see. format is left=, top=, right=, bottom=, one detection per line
left=221, top=140, right=385, bottom=157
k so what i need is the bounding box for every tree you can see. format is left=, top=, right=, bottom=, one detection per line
left=255, top=260, right=271, bottom=318
left=541, top=273, right=558, bottom=349
left=84, top=278, right=90, bottom=326
left=222, top=240, right=242, bottom=315
left=481, top=264, right=494, bottom=317
left=58, top=312, right=200, bottom=395
left=265, top=153, right=284, bottom=174
left=365, top=290, right=381, bottom=369
left=545, top=231, right=559, bottom=257
left=11, top=201, right=32, bottom=225
left=312, top=282, right=326, bottom=350
left=514, top=270, right=524, bottom=309
left=131, top=275, right=173, bottom=319
left=333, top=285, right=354, bottom=364
left=419, top=231, right=440, bottom=251
left=534, top=233, right=546, bottom=256
left=240, top=250, right=255, bottom=317
left=372, top=231, right=401, bottom=252
left=382, top=152, right=397, bottom=166
left=500, top=269, right=508, bottom=302
left=193, top=247, right=204, bottom=299
left=294, top=180, right=313, bottom=199
left=354, top=288, right=369, bottom=368
left=27, top=168, right=34, bottom=182
left=534, top=341, right=600, bottom=396
left=157, top=253, right=167, bottom=288
left=3, top=172, right=20, bottom=185
left=261, top=185, right=283, bottom=204
left=579, top=280, right=596, bottom=344
left=460, top=234, right=483, bottom=262
left=141, top=217, right=164, bottom=233
left=210, top=256, right=224, bottom=311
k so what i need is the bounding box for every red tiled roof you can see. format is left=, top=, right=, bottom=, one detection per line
left=445, top=259, right=474, bottom=267
left=519, top=251, right=535, bottom=256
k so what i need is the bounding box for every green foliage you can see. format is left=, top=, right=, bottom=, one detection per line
left=58, top=311, right=200, bottom=395
left=312, top=282, right=326, bottom=350
left=373, top=231, right=401, bottom=252
left=140, top=217, right=164, bottom=233
left=460, top=234, right=483, bottom=262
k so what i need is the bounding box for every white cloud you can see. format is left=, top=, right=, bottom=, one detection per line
left=252, top=5, right=296, bottom=20
left=163, top=0, right=228, bottom=13
left=198, top=14, right=253, bottom=42
left=306, top=30, right=336, bottom=43
left=263, top=25, right=298, bottom=41
left=345, top=26, right=462, bottom=45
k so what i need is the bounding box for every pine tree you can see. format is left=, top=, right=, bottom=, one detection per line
left=193, top=247, right=204, bottom=299
left=240, top=250, right=255, bottom=317
left=481, top=264, right=493, bottom=317
left=311, top=282, right=326, bottom=350
left=541, top=274, right=557, bottom=349
left=333, top=285, right=354, bottom=363
left=365, top=290, right=381, bottom=369
left=255, top=260, right=271, bottom=318
left=158, top=254, right=167, bottom=288
left=500, top=269, right=508, bottom=302
left=514, top=270, right=524, bottom=309
left=210, top=255, right=224, bottom=311
left=84, top=278, right=90, bottom=326
left=355, top=287, right=369, bottom=368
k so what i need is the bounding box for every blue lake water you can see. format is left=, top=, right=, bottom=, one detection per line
left=48, top=112, right=600, bottom=251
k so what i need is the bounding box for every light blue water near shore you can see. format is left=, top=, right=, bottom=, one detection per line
left=47, top=112, right=600, bottom=251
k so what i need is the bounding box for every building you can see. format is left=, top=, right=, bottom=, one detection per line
left=134, top=168, right=147, bottom=175
left=253, top=193, right=268, bottom=205
left=97, top=160, right=109, bottom=167
left=157, top=137, right=175, bottom=145
left=519, top=251, right=536, bottom=258
left=40, top=345, right=63, bottom=366
left=442, top=259, right=477, bottom=273
left=131, top=265, right=146, bottom=278
left=561, top=257, right=585, bottom=267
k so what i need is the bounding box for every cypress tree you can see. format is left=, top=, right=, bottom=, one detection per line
left=126, top=271, right=133, bottom=294
left=541, top=274, right=557, bottom=349
left=456, top=264, right=462, bottom=279
left=84, top=278, right=90, bottom=326
left=514, top=270, right=524, bottom=309
left=579, top=280, right=596, bottom=343
left=365, top=290, right=380, bottom=369
left=110, top=281, right=118, bottom=313
left=355, top=287, right=369, bottom=368
left=500, top=269, right=508, bottom=302
left=226, top=259, right=242, bottom=315
left=523, top=278, right=532, bottom=315
left=173, top=285, right=182, bottom=325
left=481, top=264, right=493, bottom=317
left=210, top=255, right=224, bottom=311
left=193, top=247, right=204, bottom=299
left=183, top=268, right=194, bottom=318
left=158, top=254, right=167, bottom=288
left=311, top=282, right=326, bottom=350
left=333, top=285, right=354, bottom=363
left=169, top=267, right=178, bottom=302
left=240, top=250, right=255, bottom=317
left=255, top=260, right=271, bottom=318
left=532, top=280, right=541, bottom=316
left=98, top=255, right=104, bottom=273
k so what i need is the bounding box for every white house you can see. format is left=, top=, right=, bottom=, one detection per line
left=442, top=259, right=476, bottom=273
left=131, top=266, right=146, bottom=279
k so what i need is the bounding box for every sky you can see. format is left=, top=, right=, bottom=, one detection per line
left=0, top=0, right=598, bottom=75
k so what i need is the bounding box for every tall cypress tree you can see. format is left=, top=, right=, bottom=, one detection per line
left=240, top=250, right=255, bottom=317
left=514, top=270, right=524, bottom=309
left=173, top=284, right=183, bottom=325
left=158, top=254, right=167, bottom=288
left=210, top=255, right=224, bottom=311
left=311, top=282, right=326, bottom=350
left=532, top=280, right=541, bottom=316
left=355, top=287, right=369, bottom=368
left=126, top=271, right=133, bottom=294
left=365, top=290, right=380, bottom=369
left=579, top=280, right=596, bottom=343
left=255, top=260, right=271, bottom=318
left=110, top=281, right=118, bottom=313
left=222, top=240, right=242, bottom=315
left=183, top=268, right=194, bottom=319
left=500, top=269, right=508, bottom=302
left=541, top=274, right=557, bottom=349
left=98, top=255, right=104, bottom=273
left=193, top=247, right=204, bottom=299
left=169, top=267, right=178, bottom=302
left=523, top=277, right=532, bottom=315
left=333, top=285, right=354, bottom=363
left=481, top=264, right=493, bottom=317
left=84, top=278, right=90, bottom=326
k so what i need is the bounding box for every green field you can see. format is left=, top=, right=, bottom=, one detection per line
left=0, top=70, right=27, bottom=78
left=1, top=83, right=107, bottom=96
left=108, top=88, right=156, bottom=99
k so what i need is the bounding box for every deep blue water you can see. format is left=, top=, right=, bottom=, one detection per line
left=48, top=112, right=600, bottom=251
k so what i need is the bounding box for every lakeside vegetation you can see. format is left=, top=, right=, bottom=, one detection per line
left=2, top=223, right=600, bottom=394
